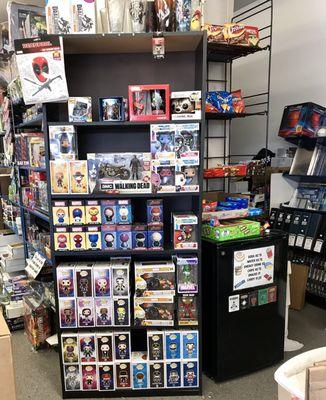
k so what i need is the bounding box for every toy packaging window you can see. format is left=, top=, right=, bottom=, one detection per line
left=49, top=126, right=77, bottom=161
left=171, top=91, right=202, bottom=120
left=129, top=85, right=170, bottom=122
left=68, top=97, right=92, bottom=123
left=134, top=296, right=174, bottom=327
left=99, top=97, right=125, bottom=122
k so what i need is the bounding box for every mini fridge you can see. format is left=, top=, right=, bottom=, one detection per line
left=202, top=231, right=288, bottom=381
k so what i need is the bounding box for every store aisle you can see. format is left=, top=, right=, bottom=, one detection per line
left=12, top=304, right=326, bottom=400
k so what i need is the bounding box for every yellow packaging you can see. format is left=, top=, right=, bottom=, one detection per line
left=50, top=160, right=69, bottom=194
left=69, top=161, right=89, bottom=194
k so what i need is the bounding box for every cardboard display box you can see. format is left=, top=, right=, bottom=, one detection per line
left=202, top=219, right=261, bottom=242
left=0, top=313, right=16, bottom=400
left=202, top=192, right=249, bottom=221
left=290, top=263, right=309, bottom=311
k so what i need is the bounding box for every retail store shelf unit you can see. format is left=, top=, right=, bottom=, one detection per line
left=283, top=173, right=326, bottom=184
left=42, top=32, right=206, bottom=399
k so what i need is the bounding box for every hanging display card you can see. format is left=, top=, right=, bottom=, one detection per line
left=233, top=246, right=275, bottom=291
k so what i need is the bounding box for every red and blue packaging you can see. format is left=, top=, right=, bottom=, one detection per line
left=116, top=225, right=132, bottom=250
left=101, top=200, right=117, bottom=224
left=116, top=200, right=133, bottom=224
left=148, top=224, right=164, bottom=250
left=147, top=199, right=163, bottom=224
left=101, top=225, right=117, bottom=250
left=132, top=224, right=148, bottom=249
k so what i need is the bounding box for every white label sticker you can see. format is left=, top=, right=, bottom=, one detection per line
left=288, top=234, right=296, bottom=247
left=295, top=235, right=304, bottom=247
left=304, top=238, right=313, bottom=250
left=229, top=295, right=240, bottom=313
left=314, top=240, right=323, bottom=253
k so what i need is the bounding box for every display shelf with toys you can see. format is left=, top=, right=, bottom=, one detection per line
left=15, top=114, right=43, bottom=129
left=36, top=32, right=206, bottom=398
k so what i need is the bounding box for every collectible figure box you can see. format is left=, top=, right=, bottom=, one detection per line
left=50, top=161, right=70, bottom=194
left=112, top=262, right=130, bottom=297
left=93, top=265, right=111, bottom=297
left=134, top=296, right=174, bottom=327
left=152, top=164, right=176, bottom=194
left=132, top=352, right=148, bottom=389
left=116, top=200, right=133, bottom=224
left=116, top=225, right=132, bottom=250
left=85, top=200, right=102, bottom=225
left=149, top=362, right=165, bottom=388
left=70, top=227, right=86, bottom=251
left=78, top=298, right=95, bottom=327
left=171, top=91, right=202, bottom=120
left=76, top=266, right=93, bottom=297
left=62, top=333, right=79, bottom=364
left=182, top=361, right=199, bottom=387
left=176, top=256, right=199, bottom=294
left=147, top=199, right=163, bottom=225
left=182, top=330, right=199, bottom=359
left=69, top=200, right=86, bottom=225
left=79, top=333, right=96, bottom=363
left=151, top=124, right=176, bottom=164
left=132, top=224, right=148, bottom=249
left=53, top=201, right=69, bottom=226
left=178, top=294, right=198, bottom=326
left=87, top=153, right=152, bottom=194
left=114, top=332, right=131, bottom=361
left=175, top=123, right=200, bottom=164
left=86, top=226, right=101, bottom=250
left=98, top=364, right=115, bottom=391
left=81, top=364, right=98, bottom=390
left=64, top=365, right=81, bottom=391
left=49, top=125, right=76, bottom=160
left=147, top=331, right=164, bottom=361
left=68, top=97, right=92, bottom=122
left=99, top=97, right=125, bottom=121
left=59, top=298, right=77, bottom=328
left=102, top=225, right=117, bottom=250
left=165, top=331, right=181, bottom=360
left=69, top=161, right=89, bottom=194
left=54, top=227, right=71, bottom=251
left=148, top=225, right=164, bottom=250
left=95, top=298, right=112, bottom=326
left=129, top=85, right=170, bottom=122
left=135, top=261, right=175, bottom=296
left=202, top=218, right=261, bottom=242
left=71, top=0, right=96, bottom=34
left=113, top=298, right=130, bottom=326
left=173, top=213, right=198, bottom=250
left=176, top=164, right=200, bottom=192
left=46, top=0, right=72, bottom=34
left=101, top=200, right=117, bottom=224
left=57, top=266, right=75, bottom=297
left=278, top=102, right=325, bottom=138
left=97, top=334, right=113, bottom=363
left=166, top=361, right=182, bottom=387
left=115, top=362, right=131, bottom=389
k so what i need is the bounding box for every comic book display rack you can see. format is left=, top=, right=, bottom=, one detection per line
left=41, top=32, right=206, bottom=398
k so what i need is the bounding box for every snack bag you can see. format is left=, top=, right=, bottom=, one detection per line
left=232, top=90, right=245, bottom=113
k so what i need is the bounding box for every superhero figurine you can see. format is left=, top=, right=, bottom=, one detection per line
left=120, top=234, right=130, bottom=249
left=63, top=308, right=73, bottom=325
left=59, top=131, right=71, bottom=154
left=73, top=171, right=84, bottom=188
left=56, top=172, right=64, bottom=188
left=157, top=132, right=173, bottom=152
left=57, top=234, right=68, bottom=249
left=72, top=208, right=83, bottom=223
left=104, top=207, right=114, bottom=223
left=135, top=233, right=146, bottom=248
left=56, top=209, right=66, bottom=224
left=151, top=207, right=162, bottom=223
left=104, top=233, right=115, bottom=249
left=99, top=307, right=109, bottom=324
left=101, top=372, right=113, bottom=390
left=151, top=232, right=162, bottom=248
left=89, top=207, right=99, bottom=222
left=130, top=155, right=141, bottom=180
left=88, top=234, right=99, bottom=248
left=159, top=167, right=173, bottom=185
left=73, top=234, right=83, bottom=249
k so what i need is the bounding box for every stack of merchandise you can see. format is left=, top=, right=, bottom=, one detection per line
left=204, top=22, right=260, bottom=47
left=0, top=235, right=25, bottom=274
left=206, top=90, right=245, bottom=114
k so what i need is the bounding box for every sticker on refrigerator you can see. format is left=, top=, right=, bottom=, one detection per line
left=233, top=246, right=275, bottom=291
left=228, top=295, right=240, bottom=313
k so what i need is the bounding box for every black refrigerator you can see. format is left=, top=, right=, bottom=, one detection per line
left=202, top=231, right=288, bottom=381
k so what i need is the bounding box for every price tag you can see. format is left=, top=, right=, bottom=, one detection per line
left=288, top=234, right=296, bottom=247
left=304, top=237, right=313, bottom=250
left=295, top=235, right=304, bottom=248
left=25, top=252, right=46, bottom=279
left=314, top=239, right=323, bottom=253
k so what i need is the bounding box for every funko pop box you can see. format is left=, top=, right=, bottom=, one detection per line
left=171, top=91, right=202, bottom=120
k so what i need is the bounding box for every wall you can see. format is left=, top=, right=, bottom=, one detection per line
left=234, top=0, right=256, bottom=12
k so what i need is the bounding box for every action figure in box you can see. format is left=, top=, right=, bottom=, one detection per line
left=79, top=334, right=96, bottom=363
left=178, top=295, right=198, bottom=325
left=64, top=365, right=81, bottom=391
left=82, top=365, right=97, bottom=390
left=62, top=335, right=79, bottom=363
left=99, top=365, right=114, bottom=391
left=97, top=334, right=113, bottom=362
left=166, top=361, right=182, bottom=387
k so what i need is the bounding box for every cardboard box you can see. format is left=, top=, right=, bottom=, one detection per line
left=306, top=365, right=326, bottom=400
left=290, top=263, right=309, bottom=311
left=202, top=219, right=260, bottom=242
left=202, top=192, right=250, bottom=221
left=0, top=313, right=16, bottom=400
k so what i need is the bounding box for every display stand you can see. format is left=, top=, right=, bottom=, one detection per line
left=42, top=32, right=206, bottom=398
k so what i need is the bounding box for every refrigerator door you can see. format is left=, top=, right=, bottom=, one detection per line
left=203, top=232, right=288, bottom=381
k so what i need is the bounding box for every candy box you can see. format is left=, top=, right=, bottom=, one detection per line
left=86, top=226, right=101, bottom=250
left=79, top=333, right=96, bottom=363
left=101, top=200, right=117, bottom=224
left=71, top=0, right=96, bottom=34
left=57, top=266, right=75, bottom=298
left=201, top=218, right=260, bottom=242
left=64, top=365, right=81, bottom=391
left=166, top=361, right=182, bottom=387
left=152, top=164, right=176, bottom=194
left=150, top=124, right=176, bottom=164
left=99, top=97, right=125, bottom=122
left=175, top=123, right=200, bottom=163
left=134, top=296, right=174, bottom=327
left=115, top=362, right=131, bottom=389
left=116, top=200, right=133, bottom=224
left=68, top=97, right=92, bottom=122
left=178, top=294, right=198, bottom=326
left=69, top=160, right=89, bottom=194
left=69, top=200, right=86, bottom=225
left=278, top=102, right=325, bottom=138
left=147, top=225, right=164, bottom=250
left=101, top=225, right=117, bottom=251
left=173, top=213, right=198, bottom=250
left=52, top=200, right=69, bottom=226
left=46, top=0, right=72, bottom=34
left=147, top=199, right=163, bottom=225
left=113, top=298, right=130, bottom=326
left=147, top=331, right=164, bottom=361
left=114, top=332, right=131, bottom=361
left=204, top=24, right=226, bottom=43
left=98, top=364, right=115, bottom=391
left=76, top=266, right=93, bottom=297
left=132, top=352, right=148, bottom=389
left=59, top=298, right=77, bottom=328
left=93, top=264, right=111, bottom=297
left=50, top=160, right=70, bottom=194
left=85, top=200, right=102, bottom=225
left=182, top=331, right=199, bottom=359
left=112, top=263, right=129, bottom=297
left=165, top=331, right=181, bottom=360
left=182, top=361, right=199, bottom=387
left=132, top=224, right=148, bottom=250
left=54, top=227, right=71, bottom=251
left=95, top=298, right=112, bottom=327
left=149, top=362, right=165, bottom=388
left=70, top=227, right=86, bottom=251
left=62, top=333, right=79, bottom=364
left=116, top=225, right=132, bottom=250
left=97, top=334, right=113, bottom=363
left=171, top=91, right=202, bottom=120
left=128, top=84, right=170, bottom=122
left=78, top=298, right=95, bottom=327
left=81, top=364, right=98, bottom=390
left=176, top=256, right=199, bottom=294
left=134, top=260, right=175, bottom=296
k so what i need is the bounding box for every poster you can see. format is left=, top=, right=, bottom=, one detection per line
left=14, top=35, right=69, bottom=105
left=233, top=246, right=275, bottom=291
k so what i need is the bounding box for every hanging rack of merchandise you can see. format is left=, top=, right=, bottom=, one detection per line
left=204, top=0, right=273, bottom=213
